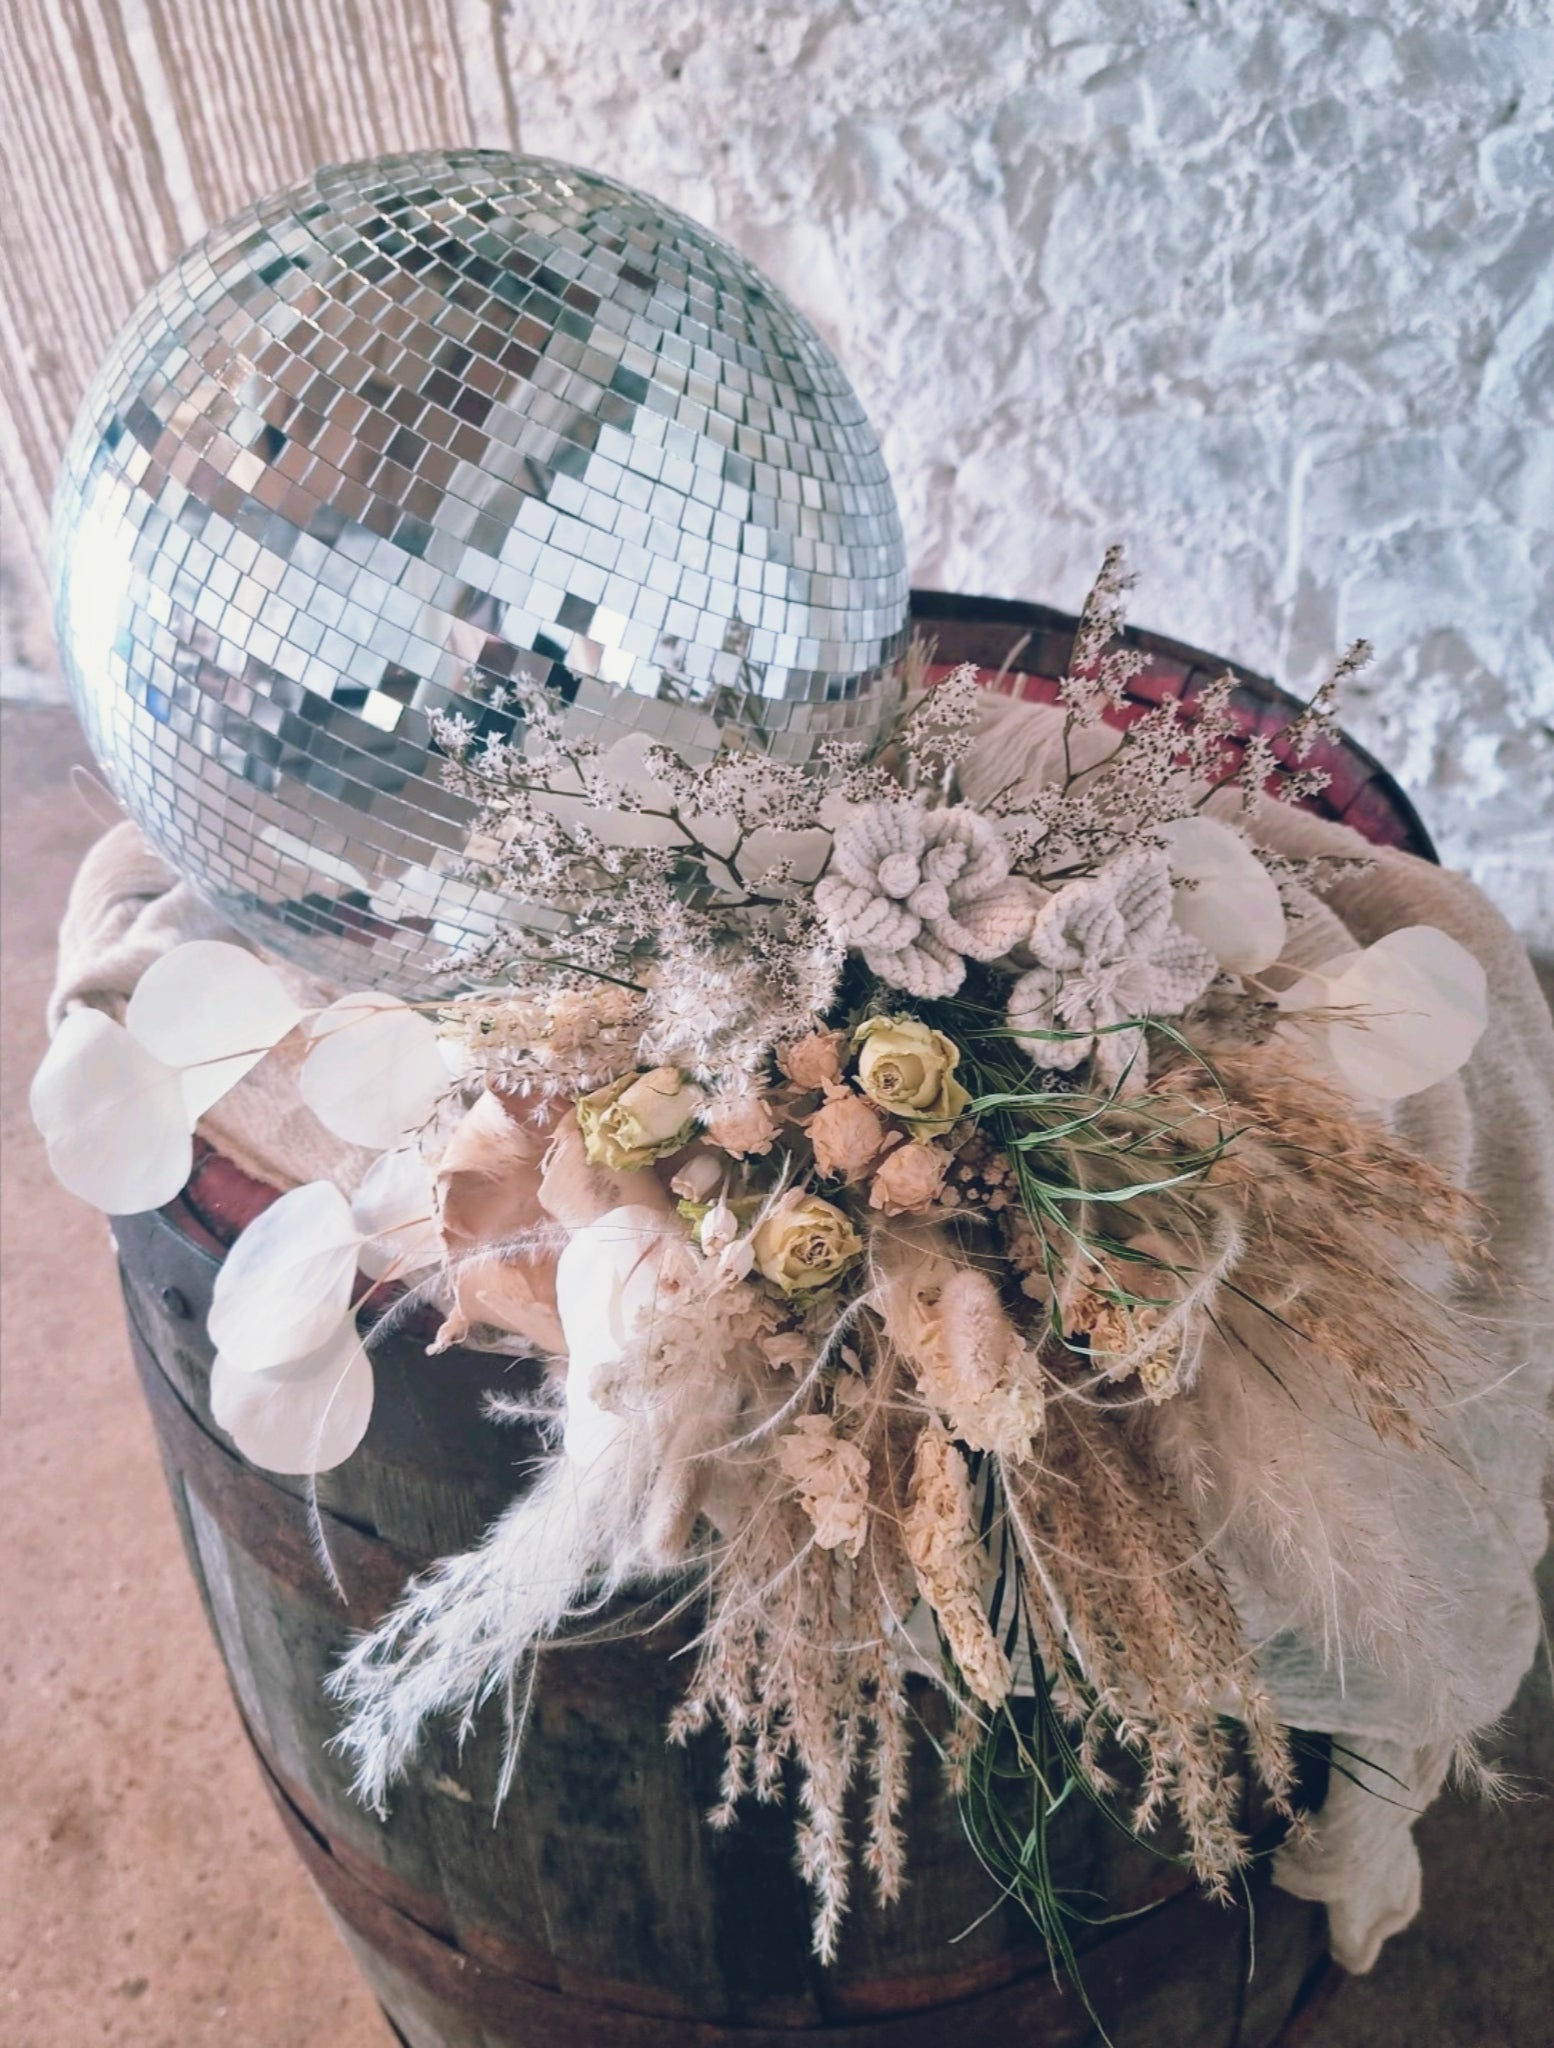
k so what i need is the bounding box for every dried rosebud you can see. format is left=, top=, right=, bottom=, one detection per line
left=868, top=1139, right=950, bottom=1216
left=779, top=1030, right=847, bottom=1091
left=704, top=1084, right=779, bottom=1158
left=804, top=1088, right=888, bottom=1180
left=697, top=1198, right=740, bottom=1255
left=669, top=1150, right=724, bottom=1202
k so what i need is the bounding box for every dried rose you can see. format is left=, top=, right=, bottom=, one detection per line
left=853, top=1017, right=971, bottom=1137
left=704, top=1084, right=779, bottom=1158
left=778, top=1030, right=847, bottom=1091
left=804, top=1087, right=887, bottom=1180
left=751, top=1191, right=863, bottom=1297
left=868, top=1139, right=950, bottom=1215
left=576, top=1066, right=705, bottom=1170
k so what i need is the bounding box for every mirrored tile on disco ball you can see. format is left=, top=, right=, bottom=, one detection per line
left=53, top=151, right=910, bottom=994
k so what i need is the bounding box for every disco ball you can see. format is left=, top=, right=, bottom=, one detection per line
left=52, top=151, right=910, bottom=994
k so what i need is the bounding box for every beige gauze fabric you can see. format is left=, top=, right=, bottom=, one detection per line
left=961, top=693, right=1554, bottom=1973
left=49, top=690, right=1554, bottom=1975
left=48, top=817, right=376, bottom=1196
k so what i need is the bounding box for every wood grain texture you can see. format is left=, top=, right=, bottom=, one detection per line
left=0, top=0, right=521, bottom=584
left=110, top=1180, right=1332, bottom=2046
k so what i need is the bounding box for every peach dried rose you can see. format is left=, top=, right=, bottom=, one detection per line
left=804, top=1087, right=887, bottom=1180
left=704, top=1085, right=779, bottom=1158
left=779, top=1030, right=847, bottom=1091
left=869, top=1139, right=950, bottom=1215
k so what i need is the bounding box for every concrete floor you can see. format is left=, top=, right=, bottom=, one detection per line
left=2, top=698, right=1551, bottom=2047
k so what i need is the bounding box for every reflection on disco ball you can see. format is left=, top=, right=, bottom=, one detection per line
left=52, top=151, right=910, bottom=994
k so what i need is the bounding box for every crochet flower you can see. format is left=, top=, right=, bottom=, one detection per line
left=814, top=802, right=1040, bottom=998
left=1006, top=848, right=1217, bottom=1091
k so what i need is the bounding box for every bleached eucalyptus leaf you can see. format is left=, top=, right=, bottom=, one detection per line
left=30, top=1007, right=192, bottom=1214
left=554, top=1205, right=681, bottom=1464
left=210, top=1318, right=374, bottom=1474
left=125, top=939, right=305, bottom=1119
left=300, top=992, right=450, bottom=1149
left=1158, top=816, right=1286, bottom=974
left=352, top=1147, right=443, bottom=1280
left=208, top=1179, right=362, bottom=1371
left=1273, top=952, right=1361, bottom=1013
left=554, top=1204, right=681, bottom=1375
left=1323, top=925, right=1488, bottom=1102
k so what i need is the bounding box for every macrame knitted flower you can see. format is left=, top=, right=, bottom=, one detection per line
left=1006, top=847, right=1217, bottom=1091
left=814, top=801, right=1040, bottom=998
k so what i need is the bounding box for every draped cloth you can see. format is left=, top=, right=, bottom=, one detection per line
left=961, top=695, right=1554, bottom=1971
left=48, top=818, right=375, bottom=1196
left=51, top=697, right=1554, bottom=1974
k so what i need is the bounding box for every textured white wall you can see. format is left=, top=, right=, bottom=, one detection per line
left=508, top=0, right=1553, bottom=946
left=4, top=0, right=1550, bottom=945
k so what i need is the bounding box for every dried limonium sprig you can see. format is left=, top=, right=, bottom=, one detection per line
left=972, top=548, right=1373, bottom=897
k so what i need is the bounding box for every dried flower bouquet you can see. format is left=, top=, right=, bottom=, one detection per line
left=33, top=550, right=1494, bottom=1967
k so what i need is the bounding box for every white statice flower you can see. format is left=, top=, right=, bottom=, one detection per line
left=814, top=801, right=1041, bottom=998
left=775, top=1412, right=871, bottom=1557
left=1006, top=846, right=1217, bottom=1091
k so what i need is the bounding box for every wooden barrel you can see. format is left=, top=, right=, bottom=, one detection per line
left=110, top=594, right=1428, bottom=2048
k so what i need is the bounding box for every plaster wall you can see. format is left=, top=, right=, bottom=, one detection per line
left=3, top=1, right=1549, bottom=942
left=511, top=0, right=1553, bottom=943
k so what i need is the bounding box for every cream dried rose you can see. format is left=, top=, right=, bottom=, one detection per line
left=576, top=1066, right=705, bottom=1170
left=868, top=1138, right=949, bottom=1215
left=853, top=1017, right=971, bottom=1138
left=778, top=1030, right=846, bottom=1091
left=751, top=1191, right=863, bottom=1296
left=804, top=1087, right=887, bottom=1180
